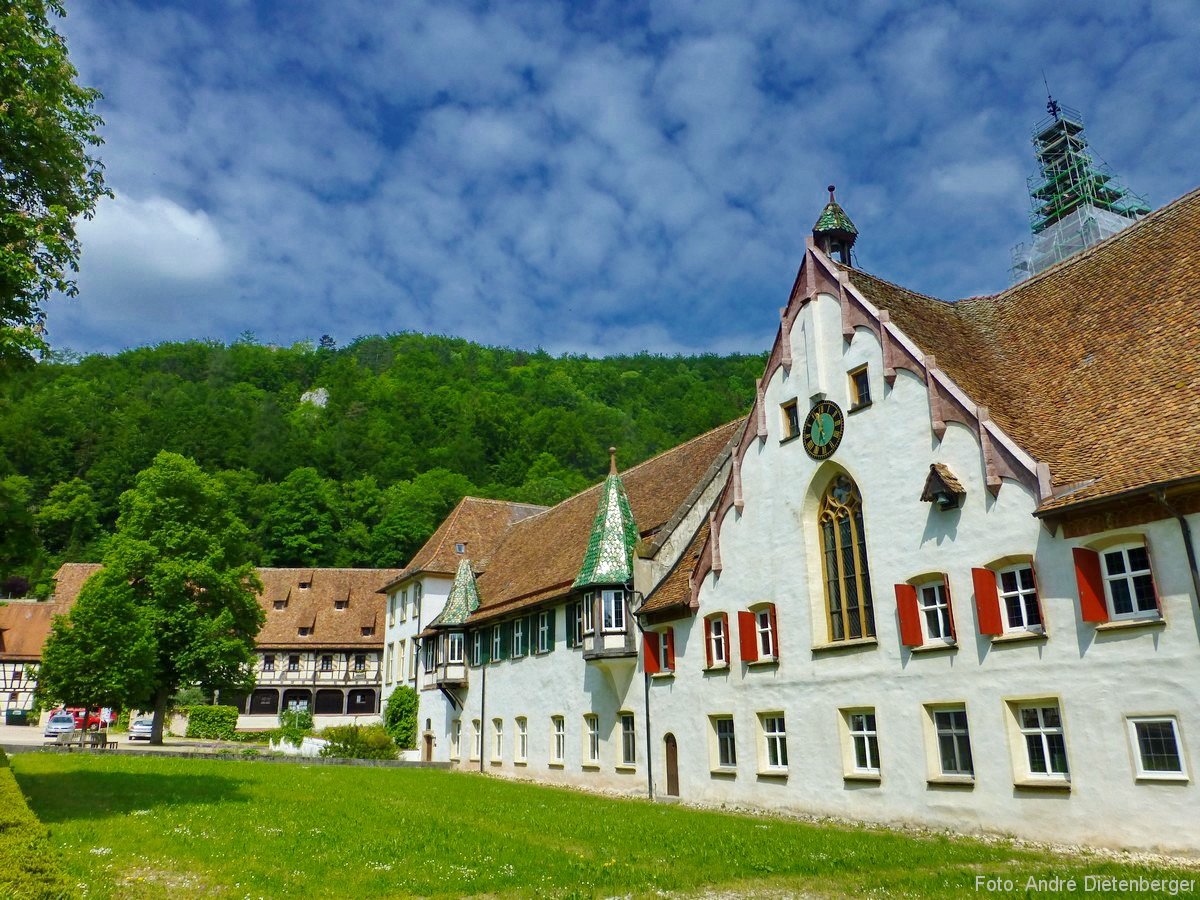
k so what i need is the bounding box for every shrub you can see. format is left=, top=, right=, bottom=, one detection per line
left=277, top=708, right=314, bottom=747
left=172, top=685, right=209, bottom=708
left=111, top=709, right=132, bottom=733
left=0, top=747, right=7, bottom=768
left=319, top=724, right=398, bottom=760
left=383, top=685, right=418, bottom=749
left=184, top=705, right=240, bottom=740
left=0, top=766, right=73, bottom=898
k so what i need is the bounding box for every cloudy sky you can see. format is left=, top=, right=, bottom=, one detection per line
left=48, top=0, right=1200, bottom=357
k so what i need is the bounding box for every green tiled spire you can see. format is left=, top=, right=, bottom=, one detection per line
left=573, top=449, right=639, bottom=589
left=813, top=188, right=858, bottom=237
left=438, top=558, right=480, bottom=627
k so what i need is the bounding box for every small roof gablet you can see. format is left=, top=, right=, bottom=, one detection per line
left=430, top=558, right=481, bottom=629
left=573, top=448, right=639, bottom=589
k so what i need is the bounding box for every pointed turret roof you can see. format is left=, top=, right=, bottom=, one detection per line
left=813, top=184, right=857, bottom=237
left=573, top=449, right=639, bottom=589
left=429, top=558, right=481, bottom=629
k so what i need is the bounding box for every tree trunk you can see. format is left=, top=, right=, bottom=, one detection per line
left=150, top=687, right=171, bottom=745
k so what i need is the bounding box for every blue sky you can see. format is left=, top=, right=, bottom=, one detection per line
left=48, top=0, right=1200, bottom=357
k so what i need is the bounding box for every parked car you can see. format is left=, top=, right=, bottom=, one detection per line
left=64, top=707, right=118, bottom=730
left=128, top=719, right=154, bottom=741
left=43, top=713, right=77, bottom=739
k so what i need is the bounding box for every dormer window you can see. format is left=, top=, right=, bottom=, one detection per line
left=299, top=581, right=311, bottom=590
left=361, top=626, right=375, bottom=637
left=454, top=542, right=466, bottom=554
left=335, top=600, right=348, bottom=610
left=298, top=626, right=312, bottom=637
left=273, top=600, right=287, bottom=610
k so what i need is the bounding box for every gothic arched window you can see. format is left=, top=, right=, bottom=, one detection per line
left=818, top=474, right=875, bottom=642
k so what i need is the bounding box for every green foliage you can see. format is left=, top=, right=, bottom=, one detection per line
left=111, top=708, right=130, bottom=733
left=0, top=333, right=765, bottom=584
left=37, top=452, right=265, bottom=741
left=171, top=685, right=208, bottom=708
left=277, top=708, right=314, bottom=747
left=318, top=724, right=398, bottom=760
left=0, top=765, right=72, bottom=899
left=0, top=747, right=7, bottom=768
left=0, top=0, right=110, bottom=364
left=184, top=705, right=239, bottom=740
left=382, top=685, right=418, bottom=750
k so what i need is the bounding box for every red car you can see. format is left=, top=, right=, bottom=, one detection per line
left=62, top=708, right=117, bottom=730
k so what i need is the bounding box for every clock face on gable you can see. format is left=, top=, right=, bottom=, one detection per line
left=802, top=400, right=844, bottom=460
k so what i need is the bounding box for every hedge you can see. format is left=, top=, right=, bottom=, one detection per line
left=0, top=765, right=73, bottom=898
left=319, top=724, right=398, bottom=760
left=184, top=705, right=240, bottom=740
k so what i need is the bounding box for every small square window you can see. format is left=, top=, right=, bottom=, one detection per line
left=298, top=581, right=311, bottom=590
left=335, top=599, right=348, bottom=610
left=298, top=626, right=312, bottom=637
left=1127, top=716, right=1187, bottom=780
left=361, top=626, right=374, bottom=637
left=455, top=542, right=466, bottom=554
left=849, top=366, right=871, bottom=408
left=273, top=600, right=287, bottom=610
left=782, top=400, right=800, bottom=439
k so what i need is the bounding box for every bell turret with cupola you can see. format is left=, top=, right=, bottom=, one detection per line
left=573, top=448, right=639, bottom=664
left=812, top=184, right=858, bottom=265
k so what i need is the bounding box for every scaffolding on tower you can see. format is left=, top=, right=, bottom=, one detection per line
left=1010, top=99, right=1150, bottom=282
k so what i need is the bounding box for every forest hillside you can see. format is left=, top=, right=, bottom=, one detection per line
left=0, top=333, right=763, bottom=595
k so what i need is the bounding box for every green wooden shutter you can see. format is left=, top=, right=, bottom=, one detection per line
left=526, top=615, right=535, bottom=654
left=547, top=608, right=556, bottom=652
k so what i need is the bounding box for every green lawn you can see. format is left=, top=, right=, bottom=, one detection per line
left=10, top=753, right=1198, bottom=898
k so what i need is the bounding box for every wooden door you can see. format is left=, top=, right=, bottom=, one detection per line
left=664, top=733, right=679, bottom=797
left=423, top=733, right=433, bottom=762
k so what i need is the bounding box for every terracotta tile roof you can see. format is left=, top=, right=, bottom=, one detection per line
left=0, top=601, right=67, bottom=661
left=638, top=519, right=709, bottom=617
left=469, top=420, right=742, bottom=623
left=842, top=185, right=1200, bottom=513
left=46, top=563, right=400, bottom=651
left=380, top=498, right=548, bottom=591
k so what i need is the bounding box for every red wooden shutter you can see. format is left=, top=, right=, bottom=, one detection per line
left=942, top=577, right=958, bottom=640
left=665, top=628, right=676, bottom=671
left=737, top=610, right=758, bottom=662
left=971, top=567, right=1003, bottom=636
left=1072, top=548, right=1109, bottom=623
left=767, top=603, right=779, bottom=660
left=894, top=583, right=923, bottom=647
left=643, top=631, right=660, bottom=674
left=703, top=617, right=713, bottom=668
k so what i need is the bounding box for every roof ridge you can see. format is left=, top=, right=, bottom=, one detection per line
left=257, top=567, right=403, bottom=573
left=453, top=496, right=550, bottom=511
left=988, top=183, right=1200, bottom=302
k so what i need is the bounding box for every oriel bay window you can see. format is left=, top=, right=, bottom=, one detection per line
left=818, top=475, right=875, bottom=642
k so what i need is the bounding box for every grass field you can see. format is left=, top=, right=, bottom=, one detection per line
left=11, top=753, right=1198, bottom=898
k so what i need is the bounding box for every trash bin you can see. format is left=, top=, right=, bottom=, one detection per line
left=5, top=709, right=28, bottom=726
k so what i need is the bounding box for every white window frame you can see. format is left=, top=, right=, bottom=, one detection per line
left=450, top=719, right=461, bottom=760
left=848, top=711, right=880, bottom=775
left=470, top=631, right=482, bottom=666
left=603, top=590, right=626, bottom=634
left=1127, top=716, right=1188, bottom=781
left=997, top=564, right=1042, bottom=634
left=708, top=615, right=727, bottom=666
left=413, top=582, right=422, bottom=618
left=491, top=625, right=503, bottom=662
left=658, top=630, right=673, bottom=672
left=1017, top=703, right=1069, bottom=780
left=320, top=654, right=333, bottom=672
left=447, top=632, right=464, bottom=664
left=516, top=717, right=528, bottom=763
left=754, top=607, right=775, bottom=659
left=383, top=644, right=393, bottom=684
left=537, top=610, right=552, bottom=652
left=512, top=618, right=525, bottom=658
left=917, top=579, right=953, bottom=644
left=551, top=715, right=565, bottom=764
left=620, top=712, right=636, bottom=767
left=760, top=714, right=788, bottom=773
left=1101, top=543, right=1159, bottom=621
left=585, top=714, right=600, bottom=765
left=713, top=715, right=736, bottom=770
left=263, top=655, right=275, bottom=672
left=581, top=592, right=595, bottom=635
left=399, top=589, right=408, bottom=623
left=932, top=707, right=973, bottom=777
left=492, top=718, right=503, bottom=762
left=287, top=654, right=300, bottom=672
left=388, top=594, right=396, bottom=627
left=408, top=639, right=418, bottom=679
left=393, top=642, right=403, bottom=682
left=470, top=719, right=481, bottom=761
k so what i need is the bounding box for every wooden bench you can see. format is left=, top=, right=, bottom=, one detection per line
left=54, top=730, right=118, bottom=751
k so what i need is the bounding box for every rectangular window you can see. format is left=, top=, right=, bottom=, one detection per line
left=918, top=580, right=953, bottom=642
left=450, top=720, right=461, bottom=760
left=422, top=639, right=435, bottom=673
left=585, top=714, right=600, bottom=764
left=388, top=594, right=396, bottom=627
left=516, top=717, right=528, bottom=763
left=336, top=599, right=348, bottom=610
left=413, top=583, right=422, bottom=617
left=354, top=653, right=366, bottom=672
left=263, top=655, right=275, bottom=672
left=761, top=715, right=788, bottom=771
left=320, top=654, right=333, bottom=672
left=998, top=565, right=1041, bottom=632
left=572, top=603, right=584, bottom=645
left=399, top=589, right=408, bottom=622
left=470, top=631, right=482, bottom=666
left=471, top=719, right=481, bottom=760
left=552, top=716, right=565, bottom=763
left=393, top=642, right=403, bottom=682
left=287, top=654, right=300, bottom=672
left=848, top=711, right=880, bottom=774
left=408, top=639, right=418, bottom=679
left=1103, top=545, right=1158, bottom=619
left=297, top=627, right=312, bottom=637
left=1018, top=704, right=1069, bottom=778
left=755, top=607, right=775, bottom=659
left=658, top=630, right=673, bottom=672
left=512, top=618, right=525, bottom=658
left=492, top=625, right=503, bottom=662
left=582, top=592, right=595, bottom=635
left=384, top=644, right=393, bottom=683
left=273, top=599, right=286, bottom=610
left=603, top=590, right=626, bottom=633
left=447, top=632, right=464, bottom=664
left=1128, top=717, right=1187, bottom=779
left=782, top=399, right=800, bottom=439
left=849, top=365, right=871, bottom=408
left=620, top=713, right=636, bottom=766
left=715, top=716, right=736, bottom=768
left=708, top=615, right=727, bottom=666
left=492, top=718, right=503, bottom=762
left=360, top=626, right=374, bottom=637
left=933, top=708, right=973, bottom=776
left=537, top=610, right=552, bottom=652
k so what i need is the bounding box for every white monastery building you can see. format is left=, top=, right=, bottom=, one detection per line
left=383, top=183, right=1200, bottom=855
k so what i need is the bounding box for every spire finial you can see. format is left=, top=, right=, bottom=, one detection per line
left=608, top=446, right=618, bottom=475
left=1042, top=70, right=1060, bottom=120
left=828, top=184, right=836, bottom=203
